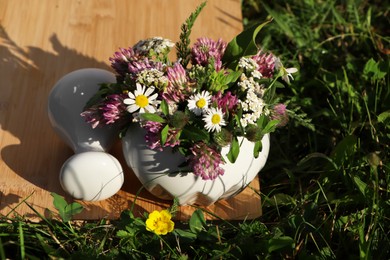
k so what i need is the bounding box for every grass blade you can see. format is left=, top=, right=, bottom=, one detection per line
left=18, top=222, right=25, bottom=260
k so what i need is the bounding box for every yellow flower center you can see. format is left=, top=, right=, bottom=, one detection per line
left=135, top=95, right=149, bottom=108
left=211, top=114, right=221, bottom=124
left=196, top=98, right=206, bottom=108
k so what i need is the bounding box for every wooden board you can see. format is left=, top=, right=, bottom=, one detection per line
left=0, top=0, right=262, bottom=220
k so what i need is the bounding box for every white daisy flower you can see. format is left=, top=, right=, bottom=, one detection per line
left=203, top=107, right=226, bottom=132
left=187, top=90, right=212, bottom=115
left=124, top=83, right=159, bottom=113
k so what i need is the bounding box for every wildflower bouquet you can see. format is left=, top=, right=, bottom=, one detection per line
left=81, top=2, right=297, bottom=181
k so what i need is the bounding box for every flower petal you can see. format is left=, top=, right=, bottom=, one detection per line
left=123, top=98, right=135, bottom=105
left=128, top=92, right=136, bottom=99
left=135, top=83, right=144, bottom=95
left=148, top=93, right=158, bottom=101
left=145, top=86, right=155, bottom=97
left=127, top=104, right=139, bottom=113
left=286, top=67, right=298, bottom=74
left=145, top=105, right=156, bottom=113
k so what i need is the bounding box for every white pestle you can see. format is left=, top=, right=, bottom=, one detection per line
left=59, top=152, right=124, bottom=201
left=48, top=68, right=118, bottom=153
left=48, top=68, right=124, bottom=201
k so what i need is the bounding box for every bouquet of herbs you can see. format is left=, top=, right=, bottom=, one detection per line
left=81, top=2, right=297, bottom=180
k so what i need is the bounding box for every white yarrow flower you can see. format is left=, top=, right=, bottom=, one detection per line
left=251, top=70, right=263, bottom=79
left=238, top=57, right=258, bottom=71
left=137, top=68, right=168, bottom=87
left=239, top=79, right=266, bottom=127
left=133, top=37, right=174, bottom=55
left=124, top=83, right=159, bottom=113
left=187, top=90, right=212, bottom=115
left=203, top=107, right=226, bottom=132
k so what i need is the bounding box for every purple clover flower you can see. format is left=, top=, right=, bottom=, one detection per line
left=143, top=121, right=180, bottom=150
left=211, top=91, right=239, bottom=114
left=189, top=142, right=224, bottom=180
left=109, top=47, right=166, bottom=81
left=109, top=47, right=137, bottom=77
left=163, top=62, right=190, bottom=103
left=271, top=103, right=289, bottom=127
left=80, top=107, right=102, bottom=129
left=127, top=58, right=165, bottom=79
left=81, top=94, right=127, bottom=128
left=101, top=94, right=127, bottom=124
left=191, top=38, right=227, bottom=71
left=252, top=51, right=277, bottom=78
left=167, top=62, right=187, bottom=88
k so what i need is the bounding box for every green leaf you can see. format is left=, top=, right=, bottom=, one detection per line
left=182, top=125, right=209, bottom=142
left=226, top=137, right=240, bottom=163
left=51, top=192, right=68, bottom=220
left=64, top=203, right=84, bottom=220
left=353, top=176, right=368, bottom=197
left=51, top=192, right=83, bottom=222
left=223, top=70, right=242, bottom=85
left=140, top=113, right=166, bottom=123
left=222, top=19, right=272, bottom=66
left=255, top=115, right=279, bottom=135
left=363, top=58, right=387, bottom=81
left=261, top=119, right=280, bottom=134
left=116, top=230, right=130, bottom=238
left=160, top=99, right=169, bottom=116
left=171, top=111, right=188, bottom=129
left=174, top=229, right=197, bottom=240
left=256, top=114, right=266, bottom=128
left=189, top=209, right=206, bottom=234
left=288, top=215, right=304, bottom=230
left=378, top=110, right=390, bottom=125
left=160, top=124, right=169, bottom=145
left=253, top=140, right=263, bottom=158
left=51, top=192, right=67, bottom=208
left=268, top=236, right=295, bottom=253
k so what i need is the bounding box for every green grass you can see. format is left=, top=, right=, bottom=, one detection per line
left=1, top=0, right=389, bottom=258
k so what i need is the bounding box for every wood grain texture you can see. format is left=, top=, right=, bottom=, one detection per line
left=0, top=0, right=262, bottom=220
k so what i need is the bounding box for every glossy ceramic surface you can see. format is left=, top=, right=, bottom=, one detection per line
left=48, top=68, right=118, bottom=153
left=122, top=124, right=270, bottom=206
left=60, top=151, right=124, bottom=201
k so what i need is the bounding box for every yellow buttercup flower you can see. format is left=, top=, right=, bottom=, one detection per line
left=145, top=209, right=175, bottom=235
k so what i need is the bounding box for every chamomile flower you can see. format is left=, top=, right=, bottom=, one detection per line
left=124, top=83, right=159, bottom=113
left=203, top=107, right=226, bottom=132
left=187, top=90, right=212, bottom=115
